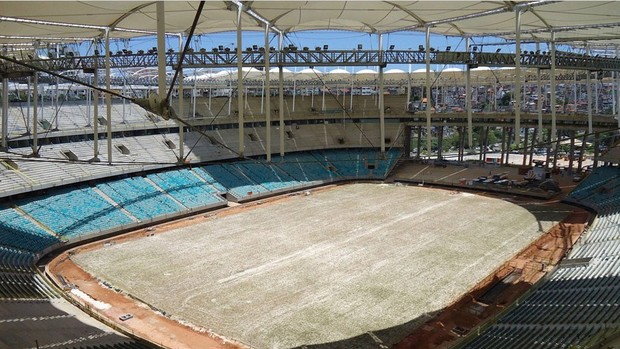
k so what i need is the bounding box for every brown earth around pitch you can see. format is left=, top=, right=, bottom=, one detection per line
left=393, top=206, right=590, bottom=349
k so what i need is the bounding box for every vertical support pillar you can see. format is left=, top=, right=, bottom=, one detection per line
left=403, top=126, right=412, bottom=157
left=573, top=70, right=578, bottom=115
left=552, top=137, right=560, bottom=169
left=506, top=128, right=512, bottom=165
left=53, top=75, right=59, bottom=130
left=292, top=79, right=296, bottom=113
left=278, top=33, right=285, bottom=157
left=593, top=132, right=600, bottom=169
left=500, top=127, right=506, bottom=165
left=529, top=127, right=537, bottom=166
left=483, top=127, right=490, bottom=162
left=568, top=130, right=575, bottom=173
left=425, top=26, right=432, bottom=159
left=514, top=9, right=522, bottom=147
left=522, top=128, right=529, bottom=166
left=156, top=1, right=166, bottom=99
left=264, top=24, right=271, bottom=162
left=26, top=76, right=31, bottom=133
left=617, top=45, right=620, bottom=129
left=536, top=43, right=543, bottom=142
left=595, top=73, right=599, bottom=114
left=586, top=44, right=593, bottom=134
left=578, top=133, right=586, bottom=173
left=178, top=34, right=184, bottom=162
left=93, top=61, right=99, bottom=160
left=378, top=33, right=386, bottom=155
left=321, top=85, right=326, bottom=111
left=86, top=76, right=91, bottom=127
left=550, top=32, right=557, bottom=142
left=437, top=126, right=444, bottom=160
left=236, top=5, right=244, bottom=157
left=350, top=75, right=354, bottom=111
left=459, top=127, right=465, bottom=162
left=121, top=84, right=126, bottom=124
left=32, top=72, right=39, bottom=156
left=1, top=78, right=8, bottom=150
left=105, top=28, right=113, bottom=165
left=465, top=37, right=473, bottom=148
left=545, top=129, right=552, bottom=170
left=191, top=71, right=197, bottom=118
left=416, top=126, right=422, bottom=159
left=478, top=128, right=484, bottom=162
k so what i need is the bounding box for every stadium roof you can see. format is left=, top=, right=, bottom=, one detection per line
left=0, top=1, right=619, bottom=48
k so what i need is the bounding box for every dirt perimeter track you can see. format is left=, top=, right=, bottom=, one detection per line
left=47, top=183, right=587, bottom=349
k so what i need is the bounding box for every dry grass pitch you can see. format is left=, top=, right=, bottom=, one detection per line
left=72, top=183, right=567, bottom=349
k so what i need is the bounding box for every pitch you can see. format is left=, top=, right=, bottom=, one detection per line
left=72, top=183, right=565, bottom=349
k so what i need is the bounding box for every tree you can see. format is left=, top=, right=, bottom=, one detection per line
left=500, top=92, right=513, bottom=106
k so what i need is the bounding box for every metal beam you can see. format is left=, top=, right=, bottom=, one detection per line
left=425, top=26, right=432, bottom=159
left=105, top=28, right=113, bottom=166
left=237, top=4, right=244, bottom=157
left=264, top=24, right=271, bottom=162
left=378, top=33, right=385, bottom=154
left=1, top=78, right=7, bottom=150
left=465, top=37, right=473, bottom=148
left=515, top=9, right=522, bottom=147
left=178, top=34, right=184, bottom=162
left=550, top=31, right=557, bottom=142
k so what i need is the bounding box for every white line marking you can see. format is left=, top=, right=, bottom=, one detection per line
left=437, top=168, right=469, bottom=181
left=410, top=165, right=429, bottom=179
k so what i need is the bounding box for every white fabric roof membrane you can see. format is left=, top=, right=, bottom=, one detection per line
left=0, top=1, right=619, bottom=47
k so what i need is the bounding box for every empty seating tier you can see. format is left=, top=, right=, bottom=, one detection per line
left=463, top=166, right=620, bottom=349
left=16, top=187, right=134, bottom=240
left=97, top=178, right=184, bottom=222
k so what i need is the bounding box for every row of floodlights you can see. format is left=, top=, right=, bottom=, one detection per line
left=87, top=46, right=576, bottom=57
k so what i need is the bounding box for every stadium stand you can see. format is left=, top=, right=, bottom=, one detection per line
left=146, top=169, right=225, bottom=209
left=0, top=207, right=60, bottom=253
left=202, top=163, right=271, bottom=199
left=97, top=177, right=185, bottom=221
left=271, top=152, right=335, bottom=183
left=16, top=187, right=135, bottom=240
left=4, top=148, right=399, bottom=245
left=461, top=166, right=620, bottom=349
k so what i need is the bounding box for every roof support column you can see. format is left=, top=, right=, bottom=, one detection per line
left=105, top=27, right=113, bottom=165
left=586, top=44, right=593, bottom=134
left=514, top=9, right=522, bottom=147
left=595, top=72, right=599, bottom=114
left=156, top=1, right=166, bottom=99
left=177, top=34, right=184, bottom=162
left=26, top=77, right=31, bottom=133
left=550, top=32, right=557, bottom=143
left=236, top=4, right=244, bottom=158
left=32, top=72, right=39, bottom=156
left=406, top=64, right=411, bottom=113
left=465, top=37, right=473, bottom=148
left=425, top=25, right=432, bottom=159
left=1, top=77, right=8, bottom=150
left=616, top=45, right=620, bottom=129
left=264, top=24, right=271, bottom=162
left=536, top=42, right=543, bottom=143
left=92, top=57, right=99, bottom=161
left=278, top=33, right=285, bottom=157
left=378, top=33, right=385, bottom=155
left=573, top=70, right=578, bottom=116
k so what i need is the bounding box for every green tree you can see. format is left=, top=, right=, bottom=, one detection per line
left=500, top=92, right=513, bottom=106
